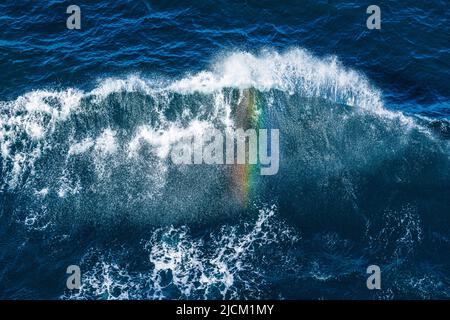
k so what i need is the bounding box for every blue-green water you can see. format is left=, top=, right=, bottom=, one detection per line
left=0, top=1, right=449, bottom=299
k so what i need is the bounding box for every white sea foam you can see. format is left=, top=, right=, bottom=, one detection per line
left=68, top=138, right=95, bottom=155
left=90, top=75, right=157, bottom=101
left=127, top=120, right=214, bottom=159
left=63, top=204, right=299, bottom=300
left=94, top=128, right=118, bottom=155
left=170, top=49, right=384, bottom=110
left=0, top=88, right=84, bottom=189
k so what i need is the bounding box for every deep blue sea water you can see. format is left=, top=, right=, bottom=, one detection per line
left=0, top=0, right=449, bottom=299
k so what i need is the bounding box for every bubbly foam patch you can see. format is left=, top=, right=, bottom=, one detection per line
left=63, top=205, right=299, bottom=300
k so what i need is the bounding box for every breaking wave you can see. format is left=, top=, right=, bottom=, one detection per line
left=1, top=48, right=449, bottom=299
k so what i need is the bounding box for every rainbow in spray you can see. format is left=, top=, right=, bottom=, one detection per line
left=229, top=88, right=264, bottom=207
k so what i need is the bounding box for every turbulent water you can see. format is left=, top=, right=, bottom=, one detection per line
left=0, top=1, right=449, bottom=299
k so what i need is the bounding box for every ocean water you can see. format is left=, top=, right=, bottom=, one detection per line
left=0, top=0, right=449, bottom=299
